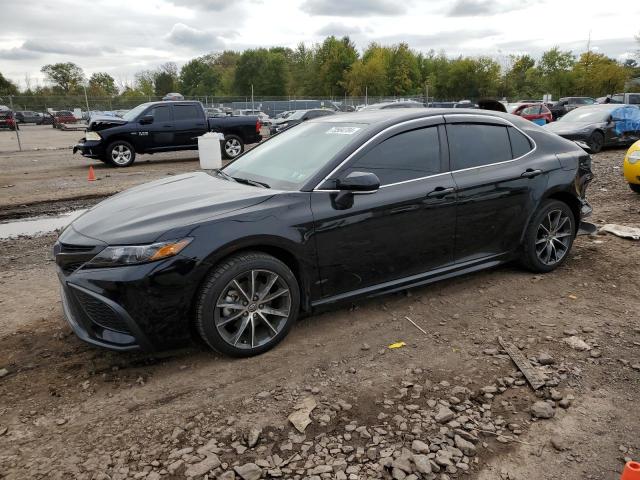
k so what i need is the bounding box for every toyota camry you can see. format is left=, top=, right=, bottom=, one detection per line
left=54, top=109, right=593, bottom=357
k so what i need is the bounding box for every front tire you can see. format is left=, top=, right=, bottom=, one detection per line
left=222, top=134, right=244, bottom=159
left=587, top=131, right=604, bottom=153
left=195, top=252, right=300, bottom=357
left=106, top=140, right=136, bottom=167
left=520, top=200, right=576, bottom=273
left=630, top=183, right=640, bottom=194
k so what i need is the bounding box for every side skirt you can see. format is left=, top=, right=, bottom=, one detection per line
left=310, top=253, right=515, bottom=310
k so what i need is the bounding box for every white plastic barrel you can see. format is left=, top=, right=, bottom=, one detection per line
left=198, top=132, right=224, bottom=170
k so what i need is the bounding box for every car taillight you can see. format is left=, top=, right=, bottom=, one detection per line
left=256, top=120, right=261, bottom=133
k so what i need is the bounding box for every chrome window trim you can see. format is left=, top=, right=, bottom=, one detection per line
left=312, top=114, right=537, bottom=192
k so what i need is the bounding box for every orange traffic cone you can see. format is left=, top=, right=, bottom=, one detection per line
left=621, top=461, right=640, bottom=480
left=87, top=166, right=96, bottom=182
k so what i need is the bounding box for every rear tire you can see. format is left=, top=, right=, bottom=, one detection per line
left=106, top=140, right=136, bottom=167
left=630, top=183, right=640, bottom=194
left=520, top=200, right=576, bottom=273
left=222, top=134, right=244, bottom=159
left=587, top=131, right=604, bottom=153
left=195, top=252, right=300, bottom=357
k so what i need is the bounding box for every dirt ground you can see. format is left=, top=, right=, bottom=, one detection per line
left=0, top=146, right=639, bottom=480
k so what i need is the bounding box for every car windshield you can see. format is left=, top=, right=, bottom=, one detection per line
left=507, top=104, right=523, bottom=113
left=122, top=103, right=152, bottom=122
left=559, top=108, right=611, bottom=123
left=223, top=122, right=367, bottom=190
left=286, top=110, right=307, bottom=120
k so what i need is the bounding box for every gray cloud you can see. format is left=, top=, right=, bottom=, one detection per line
left=165, top=23, right=226, bottom=50
left=22, top=40, right=116, bottom=56
left=447, top=0, right=534, bottom=17
left=166, top=0, right=231, bottom=10
left=372, top=29, right=501, bottom=51
left=0, top=47, right=42, bottom=60
left=316, top=22, right=364, bottom=36
left=495, top=37, right=636, bottom=59
left=301, top=0, right=405, bottom=17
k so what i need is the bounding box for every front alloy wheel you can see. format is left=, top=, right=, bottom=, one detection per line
left=222, top=135, right=244, bottom=159
left=107, top=141, right=136, bottom=167
left=196, top=252, right=300, bottom=357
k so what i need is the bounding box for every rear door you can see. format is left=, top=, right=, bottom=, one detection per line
left=444, top=115, right=558, bottom=263
left=311, top=117, right=458, bottom=298
left=173, top=104, right=207, bottom=147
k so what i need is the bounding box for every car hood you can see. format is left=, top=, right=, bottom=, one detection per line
left=88, top=116, right=128, bottom=130
left=544, top=121, right=602, bottom=135
left=67, top=171, right=275, bottom=244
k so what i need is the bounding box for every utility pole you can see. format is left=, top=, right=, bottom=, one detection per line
left=83, top=85, right=90, bottom=114
left=365, top=86, right=368, bottom=106
left=251, top=84, right=254, bottom=112
left=9, top=95, right=22, bottom=151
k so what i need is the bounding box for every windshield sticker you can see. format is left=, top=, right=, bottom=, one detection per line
left=326, top=126, right=361, bottom=135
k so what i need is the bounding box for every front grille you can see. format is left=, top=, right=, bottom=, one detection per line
left=62, top=262, right=85, bottom=275
left=72, top=289, right=131, bottom=334
left=55, top=242, right=101, bottom=276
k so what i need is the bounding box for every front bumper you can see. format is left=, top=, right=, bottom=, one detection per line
left=73, top=139, right=104, bottom=158
left=54, top=233, right=206, bottom=352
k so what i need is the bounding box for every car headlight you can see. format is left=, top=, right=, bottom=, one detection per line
left=85, top=131, right=101, bottom=141
left=86, top=238, right=192, bottom=267
left=628, top=150, right=640, bottom=164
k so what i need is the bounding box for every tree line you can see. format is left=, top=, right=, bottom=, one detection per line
left=1, top=35, right=639, bottom=103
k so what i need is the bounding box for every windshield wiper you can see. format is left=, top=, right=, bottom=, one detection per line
left=212, top=168, right=237, bottom=183
left=233, top=177, right=271, bottom=189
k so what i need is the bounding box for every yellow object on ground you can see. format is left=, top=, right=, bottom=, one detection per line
left=623, top=140, right=640, bottom=193
left=388, top=341, right=406, bottom=349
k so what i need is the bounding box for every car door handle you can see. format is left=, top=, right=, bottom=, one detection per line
left=162, top=124, right=174, bottom=128
left=426, top=187, right=455, bottom=198
left=521, top=169, right=543, bottom=179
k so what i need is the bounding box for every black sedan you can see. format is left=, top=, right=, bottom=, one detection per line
left=54, top=109, right=593, bottom=357
left=269, top=109, right=335, bottom=134
left=544, top=104, right=640, bottom=152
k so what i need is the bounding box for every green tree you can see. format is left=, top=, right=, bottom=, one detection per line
left=538, top=47, right=575, bottom=97
left=234, top=49, right=288, bottom=96
left=213, top=50, right=241, bottom=96
left=312, top=36, right=358, bottom=96
left=387, top=43, right=420, bottom=96
left=134, top=70, right=155, bottom=96
left=504, top=54, right=536, bottom=98
left=40, top=62, right=85, bottom=94
left=573, top=52, right=629, bottom=96
left=154, top=62, right=178, bottom=96
left=88, top=72, right=118, bottom=96
left=180, top=55, right=221, bottom=96
left=289, top=43, right=314, bottom=95
left=0, top=72, right=19, bottom=95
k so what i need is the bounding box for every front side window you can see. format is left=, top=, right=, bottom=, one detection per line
left=341, top=127, right=441, bottom=186
left=521, top=105, right=541, bottom=115
left=150, top=106, right=171, bottom=122
left=447, top=124, right=512, bottom=170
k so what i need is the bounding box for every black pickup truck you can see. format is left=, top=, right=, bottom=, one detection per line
left=73, top=101, right=262, bottom=167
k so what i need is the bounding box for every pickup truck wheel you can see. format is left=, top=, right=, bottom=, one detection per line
left=107, top=141, right=136, bottom=167
left=222, top=135, right=244, bottom=159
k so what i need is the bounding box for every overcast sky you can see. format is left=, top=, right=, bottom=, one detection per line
left=1, top=0, right=639, bottom=89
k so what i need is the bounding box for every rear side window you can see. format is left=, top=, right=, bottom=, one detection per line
left=447, top=124, right=512, bottom=170
left=173, top=105, right=200, bottom=121
left=150, top=106, right=171, bottom=122
left=508, top=127, right=533, bottom=158
left=629, top=94, right=640, bottom=105
left=344, top=127, right=440, bottom=185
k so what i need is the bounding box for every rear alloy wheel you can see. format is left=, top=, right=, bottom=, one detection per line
left=587, top=131, right=604, bottom=153
left=520, top=200, right=575, bottom=273
left=196, top=252, right=300, bottom=357
left=107, top=141, right=136, bottom=167
left=630, top=183, right=640, bottom=194
left=222, top=135, right=244, bottom=159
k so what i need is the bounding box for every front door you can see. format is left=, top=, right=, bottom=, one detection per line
left=137, top=104, right=174, bottom=150
left=311, top=120, right=458, bottom=299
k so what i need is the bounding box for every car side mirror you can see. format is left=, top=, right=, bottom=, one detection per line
left=139, top=115, right=154, bottom=125
left=337, top=171, right=380, bottom=193
left=574, top=140, right=593, bottom=153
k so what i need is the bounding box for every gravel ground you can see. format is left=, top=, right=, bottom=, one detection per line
left=0, top=147, right=638, bottom=480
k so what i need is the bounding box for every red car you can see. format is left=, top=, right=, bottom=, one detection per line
left=508, top=103, right=553, bottom=125
left=51, top=110, right=77, bottom=128
left=0, top=110, right=19, bottom=130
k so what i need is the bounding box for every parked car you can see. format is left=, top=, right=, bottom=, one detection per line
left=0, top=110, right=18, bottom=130
left=15, top=110, right=42, bottom=124
left=236, top=109, right=272, bottom=126
left=39, top=112, right=54, bottom=125
left=507, top=103, right=553, bottom=125
left=549, top=97, right=597, bottom=120
left=623, top=140, right=640, bottom=193
left=427, top=102, right=457, bottom=108
left=270, top=109, right=336, bottom=134
left=55, top=108, right=593, bottom=356
left=454, top=100, right=478, bottom=109
left=52, top=110, right=78, bottom=128
left=610, top=93, right=640, bottom=105
left=73, top=100, right=262, bottom=166
left=544, top=104, right=640, bottom=153
left=361, top=101, right=425, bottom=111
